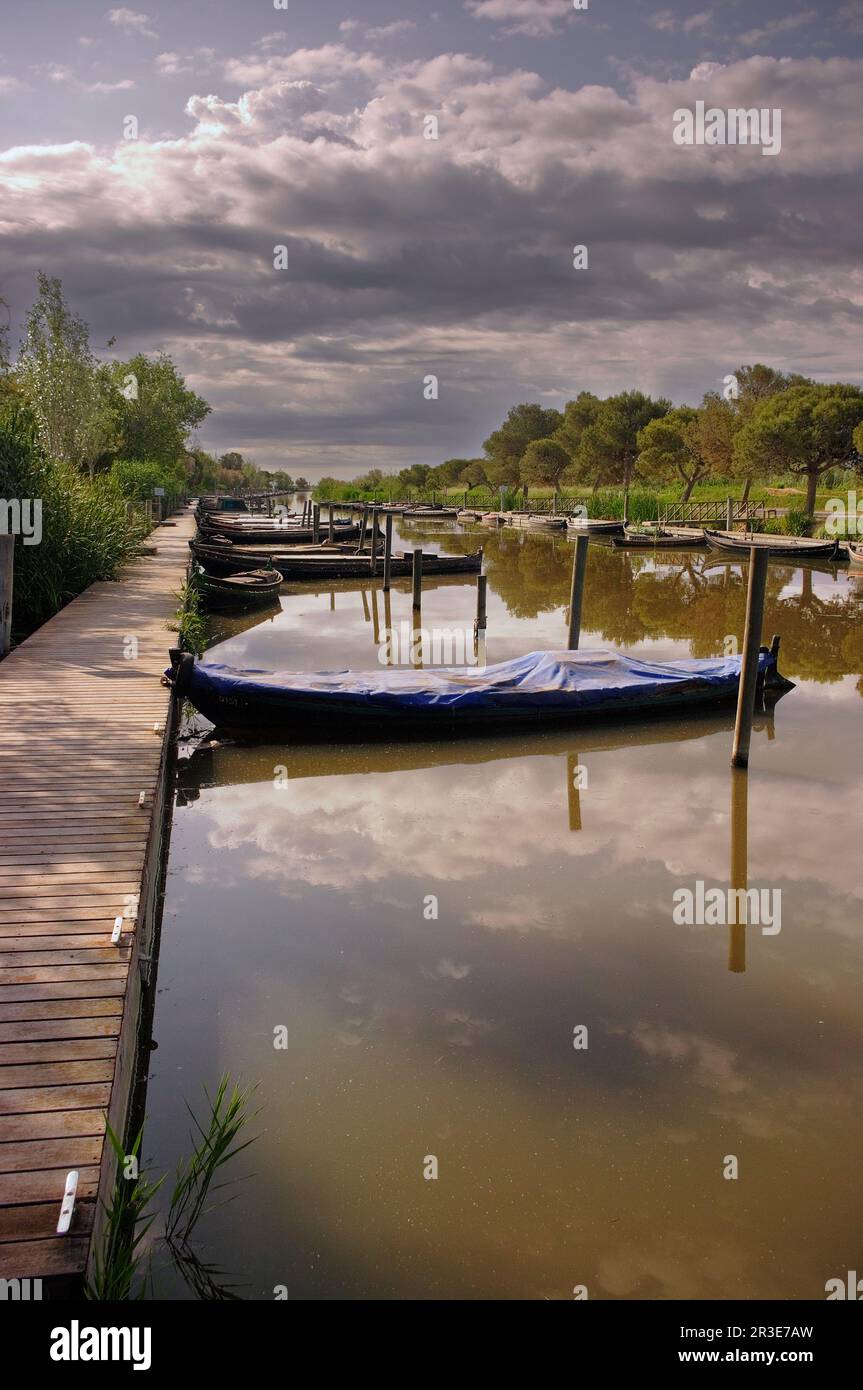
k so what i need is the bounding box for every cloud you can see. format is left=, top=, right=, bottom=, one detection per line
left=2, top=47, right=862, bottom=467
left=465, top=0, right=575, bottom=38
left=741, top=9, right=818, bottom=47
left=105, top=7, right=157, bottom=38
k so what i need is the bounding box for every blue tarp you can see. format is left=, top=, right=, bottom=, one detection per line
left=179, top=648, right=775, bottom=717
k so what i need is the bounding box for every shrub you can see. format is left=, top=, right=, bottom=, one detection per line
left=0, top=414, right=149, bottom=643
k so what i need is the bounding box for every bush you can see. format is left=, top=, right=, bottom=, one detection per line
left=110, top=458, right=186, bottom=506
left=783, top=507, right=811, bottom=536
left=0, top=415, right=149, bottom=642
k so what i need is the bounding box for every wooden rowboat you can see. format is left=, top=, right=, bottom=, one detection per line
left=612, top=527, right=707, bottom=549
left=848, top=542, right=863, bottom=568
left=196, top=567, right=283, bottom=611
left=566, top=518, right=625, bottom=537
left=703, top=528, right=842, bottom=559
left=190, top=536, right=483, bottom=580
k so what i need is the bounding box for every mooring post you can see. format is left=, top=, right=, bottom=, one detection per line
left=312, top=503, right=320, bottom=545
left=726, top=496, right=733, bottom=530
left=383, top=587, right=393, bottom=663
left=369, top=508, right=380, bottom=575
left=0, top=534, right=14, bottom=660
left=731, top=546, right=769, bottom=769
left=474, top=573, right=487, bottom=635
left=412, top=548, right=423, bottom=611
left=266, top=494, right=274, bottom=518
left=567, top=534, right=590, bottom=649
left=328, top=505, right=335, bottom=545
left=383, top=514, right=393, bottom=591
left=356, top=503, right=369, bottom=555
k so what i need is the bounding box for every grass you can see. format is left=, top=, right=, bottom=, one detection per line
left=169, top=571, right=206, bottom=656
left=87, top=1074, right=257, bottom=1301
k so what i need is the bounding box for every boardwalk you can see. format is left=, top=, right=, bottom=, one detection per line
left=0, top=509, right=194, bottom=1287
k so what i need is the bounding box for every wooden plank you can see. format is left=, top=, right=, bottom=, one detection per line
left=0, top=1167, right=100, bottom=1204
left=0, top=1000, right=123, bottom=1023
left=0, top=1235, right=92, bottom=1278
left=0, top=1061, right=115, bottom=1088
left=0, top=1110, right=105, bottom=1143
left=0, top=1083, right=112, bottom=1115
left=0, top=1201, right=94, bottom=1242
left=0, top=1017, right=120, bottom=1041
left=0, top=1038, right=117, bottom=1064
left=0, top=1137, right=103, bottom=1173
left=0, top=982, right=126, bottom=1003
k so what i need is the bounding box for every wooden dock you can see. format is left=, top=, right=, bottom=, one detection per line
left=0, top=510, right=195, bottom=1289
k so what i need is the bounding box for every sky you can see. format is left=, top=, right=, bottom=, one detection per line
left=1, top=1, right=862, bottom=477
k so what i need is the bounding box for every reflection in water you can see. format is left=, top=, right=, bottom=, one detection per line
left=147, top=526, right=863, bottom=1299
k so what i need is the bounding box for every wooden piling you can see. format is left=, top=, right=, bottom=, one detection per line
left=726, top=496, right=733, bottom=530
left=355, top=503, right=369, bottom=555
left=369, top=508, right=379, bottom=575
left=731, top=546, right=769, bottom=768
left=383, top=514, right=393, bottom=591
left=474, top=573, right=487, bottom=634
left=0, top=534, right=13, bottom=660
left=328, top=505, right=335, bottom=545
left=567, top=535, right=590, bottom=649
left=312, top=503, right=320, bottom=545
left=412, top=548, right=423, bottom=610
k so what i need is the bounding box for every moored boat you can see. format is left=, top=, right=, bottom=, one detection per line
left=200, top=518, right=366, bottom=545
left=848, top=542, right=863, bottom=568
left=167, top=639, right=793, bottom=738
left=196, top=567, right=283, bottom=611
left=703, top=528, right=842, bottom=559
left=566, top=517, right=625, bottom=537
left=612, top=527, right=707, bottom=549
left=190, top=536, right=483, bottom=580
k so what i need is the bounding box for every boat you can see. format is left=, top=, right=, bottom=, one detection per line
left=199, top=519, right=366, bottom=546
left=480, top=512, right=506, bottom=527
left=190, top=536, right=483, bottom=580
left=457, top=509, right=482, bottom=522
left=703, top=528, right=842, bottom=559
left=612, top=527, right=707, bottom=549
left=166, top=639, right=793, bottom=738
left=402, top=508, right=459, bottom=521
left=848, top=542, right=863, bottom=568
left=196, top=567, right=283, bottom=611
left=566, top=518, right=625, bottom=537
left=508, top=513, right=568, bottom=531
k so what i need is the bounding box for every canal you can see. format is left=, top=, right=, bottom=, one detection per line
left=143, top=519, right=863, bottom=1299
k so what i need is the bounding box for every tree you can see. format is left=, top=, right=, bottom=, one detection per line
left=398, top=463, right=431, bottom=490
left=295, top=477, right=310, bottom=489
left=110, top=352, right=210, bottom=467
left=483, top=403, right=564, bottom=484
left=723, top=364, right=811, bottom=501
left=554, top=392, right=603, bottom=465
left=17, top=273, right=116, bottom=476
left=734, top=383, right=863, bottom=518
left=578, top=391, right=671, bottom=492
left=521, top=437, right=572, bottom=487
left=637, top=407, right=716, bottom=502
left=459, top=459, right=488, bottom=488
left=219, top=451, right=245, bottom=471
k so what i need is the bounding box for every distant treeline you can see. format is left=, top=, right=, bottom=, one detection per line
left=317, top=366, right=863, bottom=518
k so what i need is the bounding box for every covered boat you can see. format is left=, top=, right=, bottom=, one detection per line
left=166, top=641, right=793, bottom=738
left=703, top=528, right=842, bottom=559
left=199, top=518, right=364, bottom=546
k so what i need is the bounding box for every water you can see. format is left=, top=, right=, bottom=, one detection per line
left=144, top=522, right=863, bottom=1299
